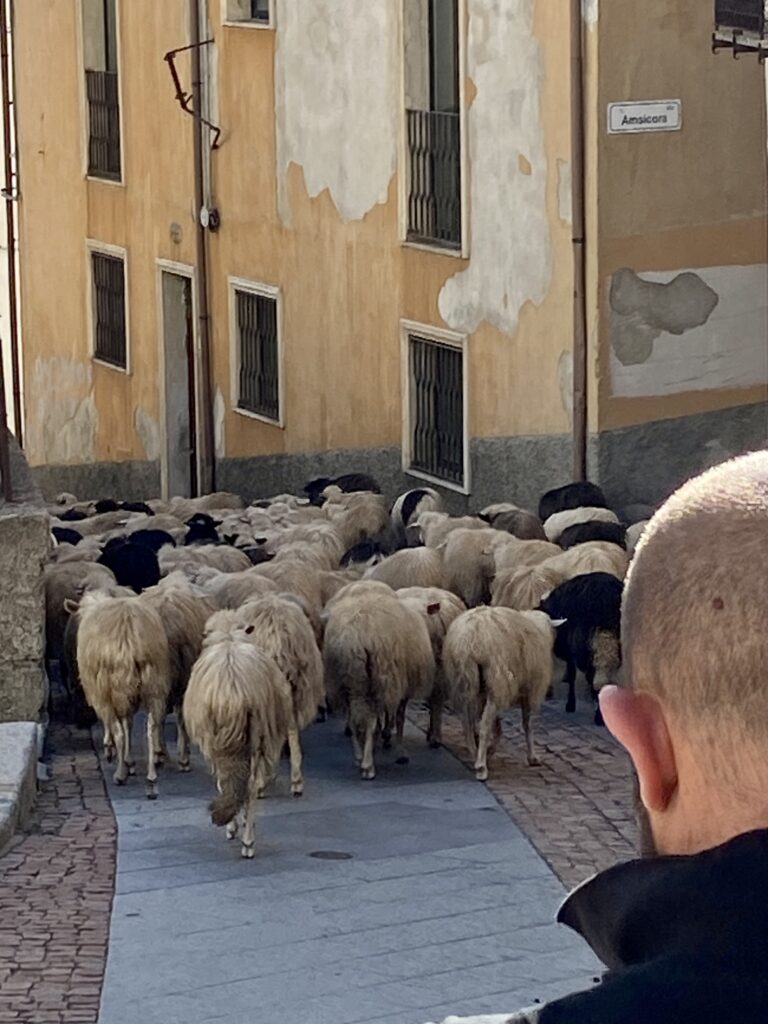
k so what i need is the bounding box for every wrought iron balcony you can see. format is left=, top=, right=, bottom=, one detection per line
left=86, top=69, right=121, bottom=180
left=406, top=108, right=461, bottom=250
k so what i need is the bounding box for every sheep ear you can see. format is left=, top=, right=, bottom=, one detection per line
left=550, top=617, right=567, bottom=628
left=63, top=597, right=80, bottom=614
left=426, top=603, right=441, bottom=615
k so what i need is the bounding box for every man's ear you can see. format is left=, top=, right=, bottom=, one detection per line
left=600, top=686, right=678, bottom=813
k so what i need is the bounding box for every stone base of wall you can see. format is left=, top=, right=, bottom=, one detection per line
left=30, top=401, right=768, bottom=519
left=33, top=459, right=161, bottom=504
left=0, top=440, right=50, bottom=723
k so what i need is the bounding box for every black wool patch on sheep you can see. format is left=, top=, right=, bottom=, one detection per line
left=558, top=521, right=627, bottom=550
left=97, top=542, right=161, bottom=594
left=538, top=482, right=609, bottom=523
left=130, top=529, right=177, bottom=553
left=52, top=527, right=83, bottom=546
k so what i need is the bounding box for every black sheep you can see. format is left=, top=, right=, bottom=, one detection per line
left=184, top=513, right=221, bottom=546
left=59, top=508, right=88, bottom=522
left=340, top=539, right=386, bottom=567
left=94, top=498, right=120, bottom=514
left=130, top=529, right=177, bottom=553
left=538, top=481, right=609, bottom=523
left=52, top=526, right=83, bottom=546
left=97, top=541, right=160, bottom=593
left=558, top=521, right=627, bottom=551
left=540, top=572, right=623, bottom=724
left=120, top=501, right=155, bottom=516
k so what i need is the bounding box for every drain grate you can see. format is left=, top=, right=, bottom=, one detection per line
left=308, top=850, right=353, bottom=861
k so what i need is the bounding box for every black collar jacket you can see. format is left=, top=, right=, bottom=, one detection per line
left=506, top=830, right=768, bottom=1024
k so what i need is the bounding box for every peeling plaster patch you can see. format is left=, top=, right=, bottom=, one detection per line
left=135, top=408, right=161, bottom=461
left=214, top=387, right=226, bottom=459
left=274, top=1, right=398, bottom=225
left=28, top=357, right=97, bottom=464
left=439, top=0, right=551, bottom=336
left=582, top=0, right=599, bottom=26
left=557, top=159, right=572, bottom=225
left=610, top=264, right=768, bottom=398
left=558, top=350, right=573, bottom=421
left=610, top=268, right=719, bottom=366
left=518, top=154, right=532, bottom=176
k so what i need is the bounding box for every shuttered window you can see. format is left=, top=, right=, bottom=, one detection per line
left=235, top=288, right=280, bottom=422
left=408, top=333, right=465, bottom=487
left=91, top=251, right=127, bottom=369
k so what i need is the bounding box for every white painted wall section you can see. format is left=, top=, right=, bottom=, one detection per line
left=27, top=357, right=97, bottom=464
left=610, top=265, right=768, bottom=398
left=439, top=0, right=552, bottom=337
left=274, top=0, right=398, bottom=225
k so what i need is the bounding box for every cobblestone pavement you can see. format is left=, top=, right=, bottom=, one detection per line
left=0, top=722, right=116, bottom=1024
left=411, top=699, right=638, bottom=889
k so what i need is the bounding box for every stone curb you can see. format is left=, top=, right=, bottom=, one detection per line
left=0, top=721, right=39, bottom=855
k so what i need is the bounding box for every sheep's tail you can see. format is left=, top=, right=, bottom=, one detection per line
left=208, top=714, right=251, bottom=827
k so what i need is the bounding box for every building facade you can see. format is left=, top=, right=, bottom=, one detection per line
left=14, top=0, right=768, bottom=511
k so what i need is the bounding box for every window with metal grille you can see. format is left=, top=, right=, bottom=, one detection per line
left=408, top=333, right=464, bottom=486
left=91, top=251, right=127, bottom=369
left=235, top=289, right=280, bottom=421
left=714, top=0, right=764, bottom=34
left=404, top=0, right=462, bottom=249
left=82, top=0, right=121, bottom=180
left=226, top=0, right=271, bottom=23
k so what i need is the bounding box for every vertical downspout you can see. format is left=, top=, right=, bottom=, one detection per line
left=190, top=0, right=215, bottom=494
left=0, top=0, right=21, bottom=446
left=570, top=0, right=588, bottom=481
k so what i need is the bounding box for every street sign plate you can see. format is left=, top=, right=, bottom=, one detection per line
left=607, top=100, right=682, bottom=135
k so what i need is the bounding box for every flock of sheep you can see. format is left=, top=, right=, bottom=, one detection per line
left=43, top=475, right=648, bottom=859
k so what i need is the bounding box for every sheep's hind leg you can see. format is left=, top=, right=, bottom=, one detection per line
left=111, top=719, right=129, bottom=785
left=176, top=706, right=191, bottom=772
left=125, top=714, right=136, bottom=776
left=427, top=695, right=443, bottom=749
left=520, top=696, right=540, bottom=767
left=360, top=716, right=377, bottom=780
left=240, top=774, right=261, bottom=860
left=103, top=724, right=116, bottom=764
left=288, top=728, right=304, bottom=797
left=474, top=699, right=497, bottom=782
left=586, top=667, right=604, bottom=726
left=564, top=660, right=577, bottom=714
left=394, top=700, right=409, bottom=765
left=145, top=712, right=159, bottom=800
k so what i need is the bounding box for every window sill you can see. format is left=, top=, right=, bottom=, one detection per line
left=234, top=405, right=283, bottom=429
left=222, top=19, right=274, bottom=30
left=86, top=174, right=125, bottom=188
left=92, top=356, right=129, bottom=375
left=404, top=465, right=470, bottom=496
left=402, top=239, right=468, bottom=260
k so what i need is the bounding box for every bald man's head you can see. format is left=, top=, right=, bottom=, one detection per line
left=623, top=451, right=768, bottom=744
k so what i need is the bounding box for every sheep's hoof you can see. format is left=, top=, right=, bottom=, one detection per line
left=105, top=748, right=115, bottom=764
left=360, top=767, right=376, bottom=781
left=429, top=740, right=442, bottom=750
left=241, top=842, right=255, bottom=860
left=177, top=761, right=191, bottom=773
left=127, top=762, right=137, bottom=776
left=114, top=775, right=126, bottom=786
left=528, top=756, right=542, bottom=768
left=565, top=701, right=576, bottom=714
left=395, top=755, right=410, bottom=766
left=226, top=821, right=239, bottom=840
left=256, top=788, right=266, bottom=800
left=145, top=783, right=158, bottom=801
left=291, top=784, right=304, bottom=798
left=316, top=707, right=328, bottom=724
left=475, top=767, right=489, bottom=782
left=344, top=725, right=353, bottom=738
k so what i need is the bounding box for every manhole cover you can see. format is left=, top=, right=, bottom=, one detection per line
left=308, top=850, right=353, bottom=861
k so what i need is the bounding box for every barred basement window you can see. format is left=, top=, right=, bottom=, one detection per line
left=407, top=332, right=465, bottom=487
left=235, top=287, right=280, bottom=422
left=226, top=0, right=271, bottom=24
left=91, top=251, right=127, bottom=369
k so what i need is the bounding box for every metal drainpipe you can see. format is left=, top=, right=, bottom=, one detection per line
left=0, top=0, right=21, bottom=447
left=570, top=0, right=588, bottom=481
left=190, top=0, right=215, bottom=495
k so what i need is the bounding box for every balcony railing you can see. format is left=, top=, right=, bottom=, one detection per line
left=406, top=108, right=461, bottom=250
left=86, top=69, right=121, bottom=180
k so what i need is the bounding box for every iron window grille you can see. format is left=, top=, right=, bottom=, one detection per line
left=406, top=109, right=462, bottom=248
left=226, top=0, right=271, bottom=22
left=250, top=0, right=270, bottom=20
left=236, top=289, right=280, bottom=421
left=91, top=252, right=127, bottom=368
left=408, top=334, right=464, bottom=486
left=86, top=69, right=121, bottom=179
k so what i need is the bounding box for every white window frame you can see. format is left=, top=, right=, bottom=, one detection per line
left=86, top=239, right=130, bottom=374
left=229, top=277, right=284, bottom=429
left=222, top=0, right=275, bottom=30
left=155, top=259, right=201, bottom=501
left=77, top=0, right=126, bottom=187
left=397, top=0, right=469, bottom=259
left=401, top=318, right=470, bottom=495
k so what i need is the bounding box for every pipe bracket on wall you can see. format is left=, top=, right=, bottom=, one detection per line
left=163, top=40, right=223, bottom=150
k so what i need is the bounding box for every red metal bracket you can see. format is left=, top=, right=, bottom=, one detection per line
left=164, top=40, right=222, bottom=150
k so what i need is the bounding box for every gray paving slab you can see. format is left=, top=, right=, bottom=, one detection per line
left=98, top=719, right=600, bottom=1024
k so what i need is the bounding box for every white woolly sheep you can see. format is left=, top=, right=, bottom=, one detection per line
left=323, top=587, right=434, bottom=779
left=140, top=582, right=213, bottom=771
left=390, top=488, right=444, bottom=546
left=541, top=541, right=629, bottom=581
left=44, top=561, right=116, bottom=663
left=271, top=541, right=339, bottom=572
left=364, top=547, right=447, bottom=591
left=183, top=630, right=292, bottom=858
left=230, top=593, right=324, bottom=797
left=48, top=536, right=105, bottom=564
left=317, top=568, right=364, bottom=606
left=201, top=569, right=280, bottom=610
left=444, top=607, right=559, bottom=779
left=76, top=591, right=171, bottom=798
left=168, top=492, right=244, bottom=520
left=543, top=506, right=620, bottom=544
left=491, top=563, right=569, bottom=611
left=159, top=543, right=252, bottom=576
left=324, top=492, right=390, bottom=549
left=441, top=528, right=510, bottom=608
left=492, top=537, right=564, bottom=575
left=412, top=512, right=485, bottom=549
left=396, top=586, right=466, bottom=748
